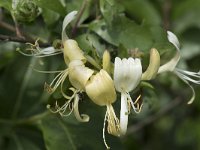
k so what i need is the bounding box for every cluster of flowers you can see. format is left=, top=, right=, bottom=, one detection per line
left=19, top=11, right=200, bottom=149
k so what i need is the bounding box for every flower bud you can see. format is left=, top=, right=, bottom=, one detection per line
left=63, top=40, right=86, bottom=65
left=85, top=70, right=116, bottom=106
left=102, top=50, right=111, bottom=74
left=69, top=60, right=94, bottom=90
left=142, top=48, right=160, bottom=80
left=13, top=0, right=40, bottom=22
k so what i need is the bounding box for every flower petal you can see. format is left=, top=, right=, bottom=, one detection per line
left=62, top=11, right=78, bottom=42
left=158, top=31, right=181, bottom=73
left=73, top=93, right=90, bottom=122
left=86, top=69, right=116, bottom=106
left=114, top=57, right=142, bottom=93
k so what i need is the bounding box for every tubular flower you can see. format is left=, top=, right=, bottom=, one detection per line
left=68, top=60, right=94, bottom=90
left=63, top=40, right=86, bottom=65
left=158, top=31, right=200, bottom=104
left=114, top=57, right=142, bottom=135
left=85, top=69, right=120, bottom=149
left=47, top=60, right=94, bottom=122
left=142, top=48, right=160, bottom=80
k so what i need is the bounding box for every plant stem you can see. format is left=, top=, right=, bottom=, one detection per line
left=0, top=34, right=50, bottom=47
left=16, top=111, right=51, bottom=125
left=71, top=0, right=88, bottom=37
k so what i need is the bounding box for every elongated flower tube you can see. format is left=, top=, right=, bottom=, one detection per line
left=158, top=31, right=200, bottom=104
left=63, top=40, right=86, bottom=65
left=85, top=69, right=120, bottom=149
left=142, top=48, right=160, bottom=80
left=102, top=50, right=111, bottom=74
left=114, top=57, right=142, bottom=135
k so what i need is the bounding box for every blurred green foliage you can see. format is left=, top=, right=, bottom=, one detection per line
left=0, top=0, right=200, bottom=150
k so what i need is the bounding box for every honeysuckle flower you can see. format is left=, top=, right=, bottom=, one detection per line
left=46, top=59, right=94, bottom=122
left=158, top=31, right=200, bottom=104
left=142, top=48, right=160, bottom=80
left=114, top=57, right=142, bottom=135
left=85, top=69, right=120, bottom=149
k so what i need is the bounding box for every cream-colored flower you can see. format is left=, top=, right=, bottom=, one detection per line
left=142, top=48, right=160, bottom=80
left=63, top=40, right=86, bottom=65
left=114, top=57, right=142, bottom=135
left=158, top=31, right=200, bottom=104
left=47, top=60, right=94, bottom=122
left=68, top=60, right=94, bottom=90
left=85, top=69, right=120, bottom=149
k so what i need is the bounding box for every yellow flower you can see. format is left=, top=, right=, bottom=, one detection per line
left=68, top=60, right=94, bottom=90
left=63, top=40, right=86, bottom=65
left=85, top=69, right=120, bottom=149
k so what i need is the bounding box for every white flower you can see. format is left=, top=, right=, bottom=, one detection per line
left=114, top=57, right=142, bottom=135
left=158, top=31, right=200, bottom=104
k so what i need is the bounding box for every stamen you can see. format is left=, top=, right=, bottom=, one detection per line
left=175, top=69, right=200, bottom=84
left=106, top=104, right=120, bottom=137
left=175, top=72, right=196, bottom=104
left=17, top=48, right=63, bottom=57
left=103, top=111, right=110, bottom=150
left=127, top=94, right=141, bottom=113
left=30, top=65, right=64, bottom=74
left=44, top=69, right=69, bottom=94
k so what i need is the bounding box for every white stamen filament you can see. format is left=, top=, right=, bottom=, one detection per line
left=103, top=111, right=110, bottom=150
left=175, top=69, right=200, bottom=84
left=45, top=69, right=69, bottom=93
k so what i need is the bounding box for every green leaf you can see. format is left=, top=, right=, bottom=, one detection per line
left=8, top=134, right=42, bottom=150
left=100, top=0, right=124, bottom=24
left=0, top=0, right=12, bottom=10
left=75, top=33, right=106, bottom=56
left=34, top=0, right=66, bottom=16
left=42, top=8, right=60, bottom=26
left=40, top=116, right=77, bottom=150
left=120, top=0, right=161, bottom=26
left=172, top=0, right=200, bottom=33
left=90, top=16, right=155, bottom=52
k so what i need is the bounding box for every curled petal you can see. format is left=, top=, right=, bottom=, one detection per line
left=158, top=31, right=181, bottom=73
left=167, top=31, right=180, bottom=50
left=62, top=11, right=78, bottom=42
left=69, top=60, right=94, bottom=90
left=73, top=93, right=90, bottom=122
